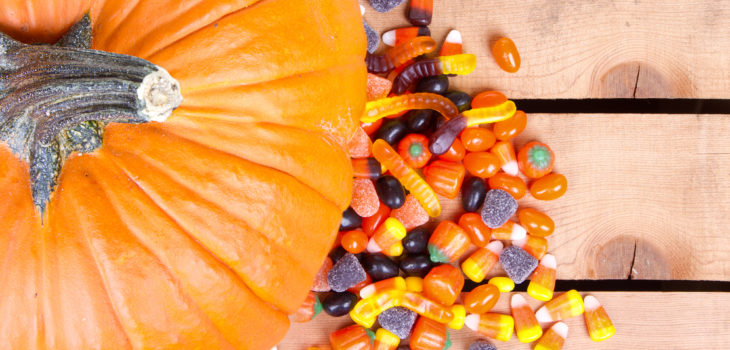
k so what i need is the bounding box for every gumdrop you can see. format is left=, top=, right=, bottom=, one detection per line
left=311, top=257, right=332, bottom=292
left=468, top=339, right=497, bottom=350
left=378, top=307, right=417, bottom=339
left=351, top=178, right=380, bottom=217
left=499, top=246, right=538, bottom=284
left=480, top=189, right=518, bottom=229
left=328, top=253, right=367, bottom=292
left=367, top=73, right=393, bottom=101
left=391, top=194, right=429, bottom=230
left=369, top=0, right=406, bottom=13
left=364, top=21, right=379, bottom=54
left=349, top=127, right=373, bottom=159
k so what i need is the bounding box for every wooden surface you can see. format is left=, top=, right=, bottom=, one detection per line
left=280, top=292, right=730, bottom=349
left=363, top=0, right=730, bottom=98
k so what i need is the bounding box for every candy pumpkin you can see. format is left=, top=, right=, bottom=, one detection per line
left=0, top=0, right=365, bottom=348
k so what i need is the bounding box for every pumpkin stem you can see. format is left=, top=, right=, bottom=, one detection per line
left=0, top=15, right=182, bottom=213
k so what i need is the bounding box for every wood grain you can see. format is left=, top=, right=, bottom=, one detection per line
left=362, top=0, right=730, bottom=98
left=279, top=292, right=730, bottom=349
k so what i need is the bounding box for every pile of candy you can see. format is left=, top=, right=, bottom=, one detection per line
left=290, top=1, right=615, bottom=349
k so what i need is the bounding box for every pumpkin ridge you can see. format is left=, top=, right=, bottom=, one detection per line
left=90, top=0, right=141, bottom=51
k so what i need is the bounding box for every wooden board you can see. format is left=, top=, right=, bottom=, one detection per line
left=362, top=0, right=730, bottom=98
left=279, top=292, right=730, bottom=349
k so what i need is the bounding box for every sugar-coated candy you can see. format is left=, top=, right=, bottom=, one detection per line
left=534, top=321, right=568, bottom=350
left=367, top=36, right=437, bottom=74
left=427, top=221, right=471, bottom=263
left=490, top=220, right=527, bottom=241
left=480, top=189, right=518, bottom=229
left=349, top=127, right=372, bottom=158
left=322, top=291, right=359, bottom=317
left=352, top=178, right=380, bottom=217
left=349, top=273, right=373, bottom=294
left=405, top=276, right=424, bottom=292
left=460, top=127, right=496, bottom=153
left=530, top=173, right=567, bottom=200
left=383, top=26, right=431, bottom=47
left=368, top=217, right=407, bottom=253
left=583, top=295, right=616, bottom=342
left=423, top=264, right=464, bottom=306
left=377, top=119, right=409, bottom=146
left=437, top=138, right=466, bottom=162
left=458, top=213, right=491, bottom=247
left=391, top=194, right=430, bottom=230
left=440, top=29, right=463, bottom=56
left=461, top=177, right=486, bottom=213
left=400, top=254, right=432, bottom=277
left=464, top=152, right=500, bottom=179
left=363, top=201, right=391, bottom=236
left=416, top=75, right=449, bottom=95
left=367, top=73, right=393, bottom=101
left=490, top=141, right=518, bottom=176
left=374, top=328, right=401, bottom=350
left=341, top=207, right=362, bottom=231
left=363, top=21, right=380, bottom=55
left=362, top=253, right=400, bottom=281
left=467, top=339, right=497, bottom=350
left=511, top=294, right=542, bottom=343
left=463, top=283, right=500, bottom=314
left=527, top=254, right=557, bottom=301
left=464, top=313, right=514, bottom=342
left=488, top=173, right=526, bottom=199
left=392, top=54, right=477, bottom=94
left=398, top=134, right=432, bottom=169
left=423, top=160, right=466, bottom=199
left=378, top=307, right=418, bottom=339
left=342, top=230, right=369, bottom=254
left=353, top=158, right=385, bottom=180
left=364, top=93, right=459, bottom=124
left=376, top=175, right=407, bottom=209
left=408, top=0, right=432, bottom=25
left=518, top=141, right=554, bottom=179
left=443, top=91, right=472, bottom=113
left=360, top=276, right=407, bottom=299
left=328, top=253, right=368, bottom=292
left=499, top=246, right=538, bottom=284
left=492, top=37, right=521, bottom=73
left=513, top=234, right=548, bottom=260
left=369, top=0, right=406, bottom=12
left=312, top=257, right=333, bottom=292
left=535, top=290, right=585, bottom=323
left=403, top=227, right=430, bottom=254
left=407, top=110, right=434, bottom=133
left=488, top=276, right=515, bottom=292
left=461, top=240, right=503, bottom=283
left=517, top=208, right=555, bottom=237
left=330, top=324, right=372, bottom=350
left=410, top=317, right=447, bottom=350
left=292, top=291, right=322, bottom=323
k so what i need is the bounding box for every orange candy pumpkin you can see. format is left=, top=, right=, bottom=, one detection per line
left=0, top=1, right=365, bottom=348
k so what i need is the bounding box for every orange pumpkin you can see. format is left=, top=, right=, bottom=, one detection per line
left=0, top=0, right=365, bottom=348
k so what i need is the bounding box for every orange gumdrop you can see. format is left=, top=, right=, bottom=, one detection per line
left=488, top=173, right=527, bottom=199
left=348, top=127, right=372, bottom=158
left=312, top=257, right=333, bottom=292
left=530, top=174, right=567, bottom=200
left=492, top=37, right=521, bottom=73
left=367, top=73, right=393, bottom=101
left=351, top=178, right=380, bottom=217
left=493, top=110, right=527, bottom=141
left=391, top=194, right=429, bottom=230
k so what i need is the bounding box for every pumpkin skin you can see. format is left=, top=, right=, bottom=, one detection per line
left=0, top=0, right=365, bottom=349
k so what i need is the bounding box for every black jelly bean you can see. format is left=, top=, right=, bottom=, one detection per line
left=376, top=119, right=409, bottom=146
left=397, top=345, right=411, bottom=350
left=403, top=227, right=430, bottom=254
left=376, top=175, right=406, bottom=209
left=340, top=207, right=362, bottom=231
left=462, top=177, right=487, bottom=212
left=328, top=246, right=348, bottom=264
left=400, top=254, right=432, bottom=277
left=407, top=110, right=434, bottom=133
left=362, top=253, right=400, bottom=281
left=444, top=90, right=473, bottom=112
left=415, top=75, right=449, bottom=95
left=322, top=291, right=358, bottom=317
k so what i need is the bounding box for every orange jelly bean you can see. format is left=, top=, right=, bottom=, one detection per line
left=492, top=37, right=521, bottom=73
left=330, top=324, right=372, bottom=350
left=464, top=283, right=500, bottom=314
left=410, top=317, right=447, bottom=350
left=488, top=172, right=527, bottom=199
left=362, top=202, right=391, bottom=237
left=517, top=208, right=555, bottom=237
left=437, top=138, right=466, bottom=162
left=423, top=264, right=465, bottom=306
left=423, top=160, right=466, bottom=199
left=518, top=141, right=555, bottom=179
left=461, top=240, right=503, bottom=283
left=342, top=229, right=369, bottom=254
left=490, top=141, right=518, bottom=176
left=530, top=173, right=567, bottom=200
left=457, top=212, right=492, bottom=247
left=471, top=91, right=508, bottom=109
left=361, top=119, right=383, bottom=135
left=460, top=127, right=496, bottom=152
left=493, top=110, right=527, bottom=141
left=348, top=273, right=373, bottom=294
left=428, top=221, right=471, bottom=263
left=513, top=234, right=548, bottom=260
left=463, top=152, right=500, bottom=179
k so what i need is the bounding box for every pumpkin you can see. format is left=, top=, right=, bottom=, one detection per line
left=0, top=0, right=366, bottom=348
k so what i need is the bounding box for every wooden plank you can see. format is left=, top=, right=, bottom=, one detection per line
left=279, top=292, right=730, bottom=349
left=362, top=0, right=730, bottom=98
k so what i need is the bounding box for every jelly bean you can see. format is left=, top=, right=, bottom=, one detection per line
left=400, top=254, right=432, bottom=277
left=383, top=26, right=431, bottom=47
left=363, top=253, right=401, bottom=281
left=464, top=313, right=514, bottom=342
left=373, top=140, right=441, bottom=217
left=488, top=173, right=527, bottom=199
left=530, top=173, right=567, bottom=200
left=461, top=241, right=503, bottom=283
left=415, top=75, right=449, bottom=94
left=292, top=291, right=322, bottom=323
left=329, top=246, right=348, bottom=264
left=490, top=141, right=518, bottom=176
left=368, top=73, right=394, bottom=101
left=460, top=127, right=496, bottom=153
left=437, top=138, right=466, bottom=162
left=423, top=264, right=464, bottom=306
left=375, top=328, right=401, bottom=350
left=376, top=119, right=409, bottom=146
left=512, top=234, right=548, bottom=260
left=405, top=276, right=424, bottom=292
left=534, top=322, right=568, bottom=350
left=342, top=230, right=369, bottom=254
left=349, top=272, right=373, bottom=295
left=352, top=178, right=380, bottom=217
left=471, top=91, right=507, bottom=109
left=322, top=291, right=359, bottom=317
left=493, top=110, right=526, bottom=141
left=457, top=212, right=491, bottom=247
left=518, top=141, right=555, bottom=179
left=463, top=152, right=500, bottom=179
left=463, top=283, right=500, bottom=314
left=353, top=158, right=385, bottom=180
left=312, top=257, right=333, bottom=292
left=583, top=295, right=616, bottom=342
left=427, top=221, right=471, bottom=263
left=492, top=37, right=521, bottom=73
left=360, top=276, right=408, bottom=299
left=461, top=177, right=486, bottom=213
left=406, top=110, right=434, bottom=133
left=398, top=134, right=432, bottom=169
left=490, top=220, right=527, bottom=241
left=527, top=254, right=557, bottom=302
left=367, top=36, right=437, bottom=74
left=391, top=194, right=430, bottom=230
left=488, top=276, right=515, bottom=292
left=363, top=202, right=391, bottom=237
left=340, top=207, right=362, bottom=231
left=362, top=118, right=384, bottom=135
left=330, top=324, right=372, bottom=350
left=429, top=101, right=516, bottom=155
left=363, top=93, right=459, bottom=124
left=392, top=54, right=477, bottom=94
left=410, top=317, right=447, bottom=350
left=443, top=91, right=472, bottom=112
left=535, top=290, right=585, bottom=323
left=517, top=208, right=555, bottom=237
left=408, top=0, right=433, bottom=26
left=423, top=160, right=466, bottom=199
left=403, top=227, right=431, bottom=254
left=511, top=294, right=542, bottom=343
left=368, top=217, right=407, bottom=253
left=376, top=175, right=407, bottom=209
left=439, top=29, right=463, bottom=56
left=349, top=127, right=373, bottom=158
